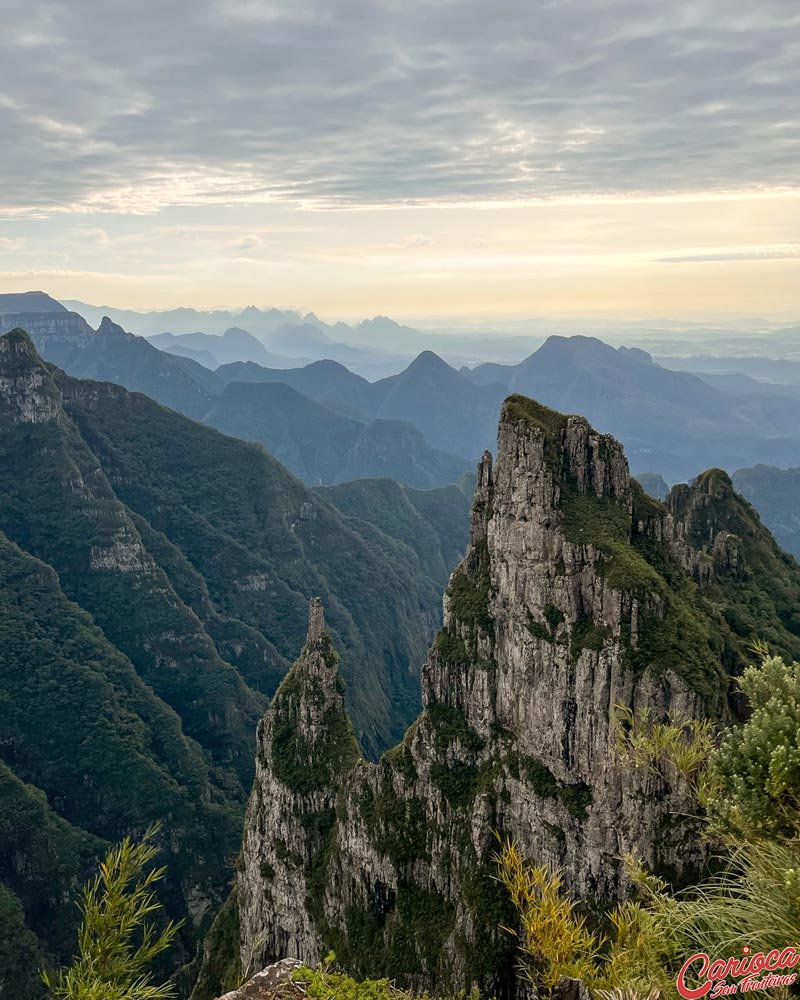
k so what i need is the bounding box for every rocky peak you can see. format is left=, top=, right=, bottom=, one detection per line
left=665, top=470, right=745, bottom=584
left=0, top=329, right=63, bottom=425
left=97, top=316, right=129, bottom=338
left=238, top=599, right=360, bottom=968
left=236, top=394, right=798, bottom=994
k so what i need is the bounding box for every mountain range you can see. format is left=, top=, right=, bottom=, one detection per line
left=217, top=351, right=508, bottom=460
left=0, top=295, right=470, bottom=487
left=204, top=381, right=471, bottom=488
left=0, top=328, right=473, bottom=989
left=731, top=465, right=800, bottom=561
left=149, top=328, right=308, bottom=369
left=6, top=290, right=800, bottom=497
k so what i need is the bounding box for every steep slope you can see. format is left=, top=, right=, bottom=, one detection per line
left=0, top=523, right=243, bottom=974
left=731, top=465, right=800, bottom=561
left=1, top=307, right=225, bottom=421
left=204, top=381, right=470, bottom=488
left=468, top=336, right=800, bottom=479
left=51, top=355, right=439, bottom=755
left=0, top=329, right=464, bottom=977
left=319, top=475, right=474, bottom=587
left=372, top=351, right=508, bottom=459
left=0, top=330, right=263, bottom=789
left=63, top=317, right=224, bottom=420
left=237, top=395, right=800, bottom=995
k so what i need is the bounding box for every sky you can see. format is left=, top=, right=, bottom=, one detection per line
left=0, top=0, right=798, bottom=323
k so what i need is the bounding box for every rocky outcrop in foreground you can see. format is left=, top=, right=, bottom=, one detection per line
left=237, top=394, right=800, bottom=996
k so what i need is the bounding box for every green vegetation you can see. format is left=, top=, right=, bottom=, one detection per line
left=502, top=395, right=570, bottom=471
left=0, top=330, right=462, bottom=975
left=320, top=476, right=473, bottom=588
left=43, top=827, right=182, bottom=1000
left=291, top=953, right=480, bottom=1000
left=187, top=893, right=242, bottom=1000
left=0, top=882, right=47, bottom=1000
left=433, top=629, right=469, bottom=665
left=569, top=616, right=609, bottom=659
left=708, top=653, right=800, bottom=838
left=497, top=650, right=800, bottom=998
left=269, top=651, right=361, bottom=796
left=359, top=785, right=430, bottom=865
left=561, top=488, right=664, bottom=594
left=58, top=365, right=435, bottom=754
left=446, top=542, right=492, bottom=632
left=516, top=755, right=592, bottom=819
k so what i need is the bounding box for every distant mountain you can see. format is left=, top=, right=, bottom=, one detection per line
left=2, top=303, right=473, bottom=489
left=658, top=354, right=800, bottom=387
left=163, top=343, right=222, bottom=368
left=263, top=322, right=386, bottom=367
left=59, top=317, right=224, bottom=420
left=62, top=300, right=263, bottom=337
left=0, top=290, right=67, bottom=313
left=150, top=327, right=303, bottom=368
left=0, top=291, right=95, bottom=368
left=634, top=472, right=670, bottom=500
left=203, top=380, right=470, bottom=488
left=216, top=359, right=378, bottom=417
left=372, top=350, right=507, bottom=458
left=731, top=465, right=800, bottom=561
left=0, top=328, right=460, bottom=977
left=218, top=350, right=508, bottom=459
left=466, top=335, right=800, bottom=480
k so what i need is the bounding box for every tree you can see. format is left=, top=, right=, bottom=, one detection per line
left=43, top=825, right=182, bottom=1000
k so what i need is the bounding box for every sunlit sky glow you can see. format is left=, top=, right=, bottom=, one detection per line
left=1, top=0, right=798, bottom=322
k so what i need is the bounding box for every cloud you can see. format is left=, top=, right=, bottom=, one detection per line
left=402, top=234, right=434, bottom=248
left=0, top=0, right=798, bottom=217
left=227, top=234, right=267, bottom=251
left=657, top=244, right=800, bottom=263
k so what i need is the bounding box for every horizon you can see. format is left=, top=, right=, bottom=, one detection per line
left=2, top=0, right=799, bottom=322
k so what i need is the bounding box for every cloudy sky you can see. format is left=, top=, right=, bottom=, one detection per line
left=1, top=0, right=798, bottom=322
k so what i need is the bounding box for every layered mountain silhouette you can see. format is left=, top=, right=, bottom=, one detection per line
left=150, top=327, right=306, bottom=369
left=7, top=294, right=800, bottom=488
left=218, top=350, right=508, bottom=459
left=1, top=295, right=473, bottom=487
left=466, top=335, right=800, bottom=479
left=204, top=381, right=470, bottom=487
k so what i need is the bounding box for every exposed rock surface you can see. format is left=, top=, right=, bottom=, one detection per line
left=217, top=959, right=304, bottom=1000
left=237, top=394, right=800, bottom=995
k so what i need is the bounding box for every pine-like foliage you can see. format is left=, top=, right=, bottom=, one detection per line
left=42, top=826, right=182, bottom=1000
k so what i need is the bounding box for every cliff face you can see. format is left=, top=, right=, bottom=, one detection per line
left=0, top=305, right=95, bottom=368
left=238, top=395, right=800, bottom=994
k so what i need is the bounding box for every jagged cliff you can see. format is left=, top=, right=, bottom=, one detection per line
left=235, top=395, right=800, bottom=996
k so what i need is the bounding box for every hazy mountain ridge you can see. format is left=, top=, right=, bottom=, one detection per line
left=732, top=464, right=800, bottom=561
left=6, top=290, right=800, bottom=497
left=204, top=380, right=471, bottom=488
